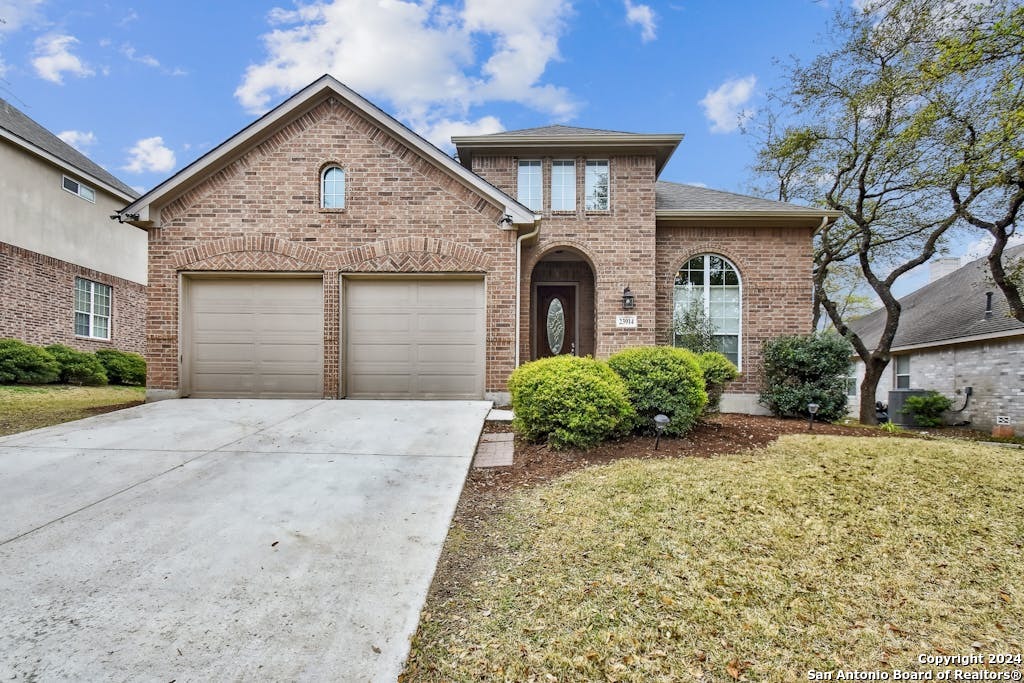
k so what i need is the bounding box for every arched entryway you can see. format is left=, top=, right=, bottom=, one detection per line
left=530, top=246, right=596, bottom=359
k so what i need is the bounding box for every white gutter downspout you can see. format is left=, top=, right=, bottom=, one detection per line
left=514, top=221, right=541, bottom=368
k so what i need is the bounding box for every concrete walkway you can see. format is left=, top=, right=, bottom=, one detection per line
left=0, top=399, right=489, bottom=682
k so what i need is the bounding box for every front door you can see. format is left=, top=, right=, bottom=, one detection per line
left=535, top=285, right=576, bottom=358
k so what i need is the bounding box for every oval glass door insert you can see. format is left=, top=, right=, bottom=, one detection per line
left=546, top=298, right=565, bottom=355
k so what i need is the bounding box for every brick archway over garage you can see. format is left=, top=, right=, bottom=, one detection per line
left=337, top=237, right=492, bottom=273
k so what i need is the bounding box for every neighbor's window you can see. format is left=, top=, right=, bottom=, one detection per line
left=550, top=160, right=576, bottom=211
left=846, top=363, right=858, bottom=396
left=584, top=160, right=609, bottom=210
left=673, top=254, right=741, bottom=367
left=321, top=166, right=346, bottom=209
left=895, top=355, right=910, bottom=389
left=62, top=175, right=96, bottom=203
left=517, top=160, right=542, bottom=211
left=75, top=278, right=111, bottom=340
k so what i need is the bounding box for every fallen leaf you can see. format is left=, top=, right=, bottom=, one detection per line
left=726, top=659, right=742, bottom=680
left=371, top=645, right=381, bottom=654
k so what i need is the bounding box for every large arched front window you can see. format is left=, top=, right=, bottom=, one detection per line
left=673, top=254, right=742, bottom=367
left=321, top=166, right=345, bottom=209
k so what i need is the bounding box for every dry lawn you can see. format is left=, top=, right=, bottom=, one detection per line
left=0, top=384, right=145, bottom=436
left=404, top=435, right=1024, bottom=682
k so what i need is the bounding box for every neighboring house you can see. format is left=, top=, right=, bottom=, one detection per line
left=121, top=75, right=837, bottom=405
left=0, top=98, right=146, bottom=354
left=847, top=245, right=1024, bottom=434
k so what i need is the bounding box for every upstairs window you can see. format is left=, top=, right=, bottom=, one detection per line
left=321, top=166, right=346, bottom=209
left=517, top=160, right=542, bottom=210
left=584, top=160, right=609, bottom=210
left=550, top=160, right=576, bottom=211
left=63, top=176, right=96, bottom=203
left=75, top=278, right=111, bottom=340
left=673, top=254, right=741, bottom=367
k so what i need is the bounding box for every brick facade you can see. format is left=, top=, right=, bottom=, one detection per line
left=0, top=241, right=146, bottom=354
left=146, top=96, right=516, bottom=399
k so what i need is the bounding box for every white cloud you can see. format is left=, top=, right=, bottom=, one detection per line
left=0, top=0, right=45, bottom=35
left=31, top=33, right=94, bottom=84
left=123, top=136, right=176, bottom=174
left=699, top=75, right=757, bottom=133
left=624, top=0, right=657, bottom=42
left=963, top=231, right=1024, bottom=261
left=418, top=115, right=503, bottom=151
left=121, top=43, right=160, bottom=68
left=57, top=130, right=96, bottom=150
left=236, top=0, right=576, bottom=142
left=117, top=8, right=139, bottom=27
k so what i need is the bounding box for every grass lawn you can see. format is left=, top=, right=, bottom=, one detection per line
left=0, top=384, right=145, bottom=436
left=405, top=435, right=1024, bottom=682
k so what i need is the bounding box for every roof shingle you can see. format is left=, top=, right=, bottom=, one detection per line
left=655, top=181, right=832, bottom=214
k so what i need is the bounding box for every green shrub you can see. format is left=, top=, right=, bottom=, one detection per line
left=0, top=339, right=60, bottom=384
left=607, top=346, right=708, bottom=436
left=509, top=355, right=634, bottom=450
left=902, top=391, right=952, bottom=428
left=759, top=333, right=851, bottom=423
left=95, top=348, right=147, bottom=385
left=698, top=352, right=739, bottom=413
left=44, top=344, right=108, bottom=386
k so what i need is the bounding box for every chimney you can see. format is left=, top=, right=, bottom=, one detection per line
left=929, top=257, right=961, bottom=282
left=985, top=291, right=993, bottom=319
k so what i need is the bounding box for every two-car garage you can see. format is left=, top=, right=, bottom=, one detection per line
left=184, top=276, right=485, bottom=400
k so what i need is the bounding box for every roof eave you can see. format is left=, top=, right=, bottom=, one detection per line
left=453, top=134, right=684, bottom=175
left=0, top=127, right=137, bottom=203
left=656, top=209, right=841, bottom=225
left=123, top=74, right=536, bottom=228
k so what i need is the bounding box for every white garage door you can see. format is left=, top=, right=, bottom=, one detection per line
left=344, top=278, right=485, bottom=399
left=187, top=277, right=324, bottom=398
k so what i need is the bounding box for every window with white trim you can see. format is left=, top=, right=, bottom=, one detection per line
left=673, top=254, right=742, bottom=367
left=895, top=355, right=910, bottom=389
left=517, top=160, right=542, bottom=210
left=62, top=175, right=96, bottom=203
left=550, top=160, right=576, bottom=211
left=584, top=160, right=609, bottom=210
left=846, top=363, right=858, bottom=396
left=321, top=166, right=345, bottom=209
left=75, top=278, right=111, bottom=340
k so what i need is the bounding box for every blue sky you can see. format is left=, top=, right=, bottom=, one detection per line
left=0, top=0, right=835, bottom=193
left=0, top=0, right=995, bottom=295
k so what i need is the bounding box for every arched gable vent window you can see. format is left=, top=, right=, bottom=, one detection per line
left=321, top=166, right=345, bottom=209
left=673, top=254, right=742, bottom=368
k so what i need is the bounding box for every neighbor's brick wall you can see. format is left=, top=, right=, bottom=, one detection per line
left=877, top=342, right=1022, bottom=434
left=0, top=241, right=146, bottom=354
left=147, top=96, right=517, bottom=398
left=655, top=224, right=815, bottom=394
left=473, top=154, right=658, bottom=362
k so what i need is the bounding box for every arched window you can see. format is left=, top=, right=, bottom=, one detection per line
left=673, top=254, right=742, bottom=367
left=321, top=166, right=345, bottom=209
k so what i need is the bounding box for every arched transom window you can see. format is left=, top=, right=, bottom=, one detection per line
left=673, top=254, right=742, bottom=367
left=321, top=166, right=345, bottom=209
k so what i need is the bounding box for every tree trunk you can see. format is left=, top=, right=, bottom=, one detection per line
left=858, top=356, right=888, bottom=426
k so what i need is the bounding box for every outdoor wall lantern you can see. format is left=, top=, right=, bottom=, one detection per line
left=653, top=413, right=670, bottom=450
left=807, top=403, right=820, bottom=431
left=622, top=287, right=635, bottom=310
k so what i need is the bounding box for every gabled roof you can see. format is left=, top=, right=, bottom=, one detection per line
left=848, top=244, right=1024, bottom=351
left=0, top=97, right=138, bottom=201
left=452, top=126, right=684, bottom=176
left=655, top=181, right=840, bottom=225
left=121, top=75, right=538, bottom=227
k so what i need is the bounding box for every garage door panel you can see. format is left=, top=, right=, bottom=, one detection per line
left=345, top=279, right=484, bottom=399
left=188, top=278, right=324, bottom=399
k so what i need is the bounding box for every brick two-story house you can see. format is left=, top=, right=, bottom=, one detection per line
left=122, top=75, right=836, bottom=408
left=1, top=98, right=146, bottom=354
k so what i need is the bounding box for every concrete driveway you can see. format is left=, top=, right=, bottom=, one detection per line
left=0, top=399, right=489, bottom=682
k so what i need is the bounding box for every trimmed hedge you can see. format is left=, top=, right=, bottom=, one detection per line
left=607, top=346, right=707, bottom=436
left=698, top=352, right=739, bottom=413
left=95, top=348, right=146, bottom=385
left=509, top=355, right=634, bottom=450
left=45, top=344, right=109, bottom=386
left=0, top=339, right=60, bottom=384
left=759, top=333, right=850, bottom=422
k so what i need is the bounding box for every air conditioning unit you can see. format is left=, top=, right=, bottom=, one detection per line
left=888, top=389, right=931, bottom=428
